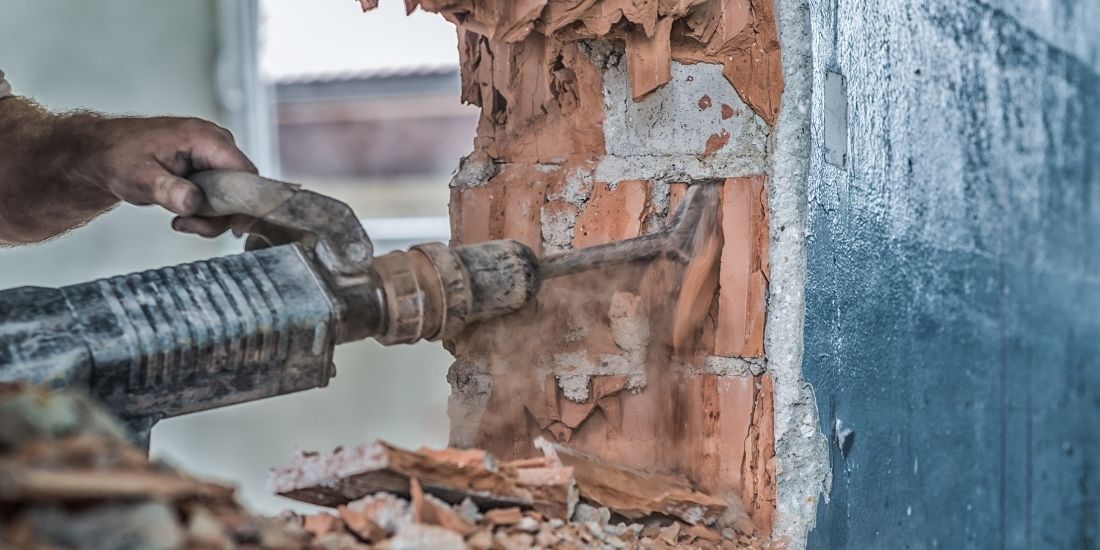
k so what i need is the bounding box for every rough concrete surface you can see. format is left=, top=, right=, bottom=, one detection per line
left=597, top=59, right=770, bottom=182
left=801, top=0, right=1100, bottom=548
left=766, top=0, right=831, bottom=547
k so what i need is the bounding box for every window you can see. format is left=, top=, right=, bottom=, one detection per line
left=259, top=0, right=476, bottom=251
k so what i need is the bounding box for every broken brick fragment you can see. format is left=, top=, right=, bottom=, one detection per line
left=0, top=383, right=775, bottom=548
left=410, top=478, right=477, bottom=535
left=536, top=438, right=727, bottom=525
left=484, top=507, right=523, bottom=526
left=339, top=510, right=387, bottom=543
left=302, top=513, right=344, bottom=538
left=270, top=440, right=575, bottom=519
left=341, top=492, right=411, bottom=536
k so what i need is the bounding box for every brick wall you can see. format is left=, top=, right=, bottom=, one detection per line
left=397, top=0, right=785, bottom=535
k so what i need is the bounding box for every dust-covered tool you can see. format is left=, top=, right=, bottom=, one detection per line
left=0, top=172, right=719, bottom=445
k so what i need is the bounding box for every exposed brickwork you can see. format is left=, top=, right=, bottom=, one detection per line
left=716, top=177, right=769, bottom=358
left=447, top=176, right=774, bottom=532
left=407, top=0, right=783, bottom=537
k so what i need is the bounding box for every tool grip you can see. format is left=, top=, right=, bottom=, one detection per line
left=188, top=171, right=374, bottom=275
left=189, top=171, right=300, bottom=219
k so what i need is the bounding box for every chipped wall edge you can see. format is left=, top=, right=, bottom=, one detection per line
left=767, top=0, right=831, bottom=547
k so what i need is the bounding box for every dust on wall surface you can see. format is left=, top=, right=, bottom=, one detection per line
left=366, top=0, right=792, bottom=537
left=801, top=0, right=1100, bottom=547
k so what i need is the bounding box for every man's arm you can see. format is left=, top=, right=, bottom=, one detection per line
left=0, top=95, right=256, bottom=244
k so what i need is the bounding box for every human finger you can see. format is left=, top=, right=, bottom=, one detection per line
left=171, top=216, right=233, bottom=238
left=187, top=124, right=258, bottom=174
left=112, top=169, right=204, bottom=216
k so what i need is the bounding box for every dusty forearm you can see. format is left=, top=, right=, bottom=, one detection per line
left=0, top=93, right=256, bottom=244
left=0, top=97, right=117, bottom=244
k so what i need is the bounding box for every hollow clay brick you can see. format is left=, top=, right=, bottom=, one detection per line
left=572, top=180, right=649, bottom=248
left=451, top=183, right=499, bottom=245
left=667, top=182, right=688, bottom=215
left=389, top=0, right=782, bottom=126
left=496, top=166, right=550, bottom=254
left=715, top=177, right=768, bottom=358
left=403, top=0, right=782, bottom=536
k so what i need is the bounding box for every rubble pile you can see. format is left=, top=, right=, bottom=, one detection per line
left=271, top=438, right=772, bottom=549
left=0, top=384, right=308, bottom=549
left=279, top=496, right=769, bottom=550
left=0, top=383, right=773, bottom=549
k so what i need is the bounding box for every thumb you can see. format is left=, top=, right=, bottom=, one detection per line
left=151, top=173, right=205, bottom=216
left=112, top=169, right=205, bottom=216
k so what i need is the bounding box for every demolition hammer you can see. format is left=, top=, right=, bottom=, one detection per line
left=0, top=172, right=718, bottom=445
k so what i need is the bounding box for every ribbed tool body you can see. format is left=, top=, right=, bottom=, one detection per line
left=0, top=245, right=338, bottom=432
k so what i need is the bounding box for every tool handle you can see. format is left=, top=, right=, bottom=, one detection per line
left=189, top=171, right=374, bottom=276
left=190, top=170, right=299, bottom=219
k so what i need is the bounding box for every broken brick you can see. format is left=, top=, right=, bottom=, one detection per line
left=450, top=182, right=500, bottom=245
left=409, top=478, right=476, bottom=536
left=536, top=438, right=727, bottom=525
left=302, top=513, right=345, bottom=538
left=625, top=17, right=675, bottom=100
left=572, top=180, right=649, bottom=248
left=412, top=0, right=782, bottom=538
left=270, top=440, right=573, bottom=519
left=341, top=492, right=411, bottom=535
left=484, top=507, right=523, bottom=526
left=715, top=177, right=768, bottom=358
left=338, top=504, right=389, bottom=543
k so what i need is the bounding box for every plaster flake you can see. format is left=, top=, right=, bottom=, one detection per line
left=400, top=0, right=782, bottom=123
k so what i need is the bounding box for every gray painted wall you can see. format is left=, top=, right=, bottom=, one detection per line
left=801, top=0, right=1100, bottom=548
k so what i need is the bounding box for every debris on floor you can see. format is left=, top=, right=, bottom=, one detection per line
left=0, top=384, right=305, bottom=549
left=269, top=438, right=578, bottom=519
left=280, top=497, right=772, bottom=550
left=0, top=382, right=773, bottom=549
left=271, top=436, right=772, bottom=549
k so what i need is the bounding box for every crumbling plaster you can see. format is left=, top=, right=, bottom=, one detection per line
left=766, top=0, right=830, bottom=547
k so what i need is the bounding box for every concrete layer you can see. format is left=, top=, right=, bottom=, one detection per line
left=597, top=59, right=770, bottom=182
left=765, top=0, right=830, bottom=546
left=801, top=0, right=1100, bottom=547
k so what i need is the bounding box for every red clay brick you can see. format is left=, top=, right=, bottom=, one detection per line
left=715, top=177, right=768, bottom=357
left=572, top=180, right=649, bottom=248
left=451, top=183, right=499, bottom=245
left=500, top=179, right=547, bottom=255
